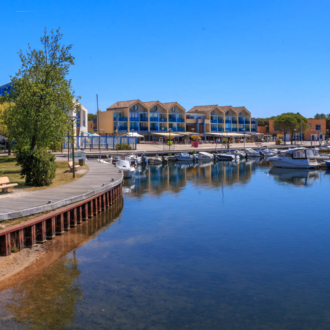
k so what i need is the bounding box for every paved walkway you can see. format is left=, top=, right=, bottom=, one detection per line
left=0, top=158, right=122, bottom=221
left=53, top=141, right=324, bottom=157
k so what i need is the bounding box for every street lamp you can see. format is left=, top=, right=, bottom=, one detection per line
left=169, top=128, right=172, bottom=151
left=70, top=116, right=76, bottom=178
left=243, top=128, right=246, bottom=148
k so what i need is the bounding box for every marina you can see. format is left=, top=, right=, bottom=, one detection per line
left=1, top=160, right=330, bottom=329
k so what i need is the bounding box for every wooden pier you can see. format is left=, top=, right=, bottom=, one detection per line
left=0, top=182, right=122, bottom=256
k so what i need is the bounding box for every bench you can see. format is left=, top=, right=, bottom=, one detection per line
left=68, top=161, right=80, bottom=172
left=0, top=177, right=18, bottom=193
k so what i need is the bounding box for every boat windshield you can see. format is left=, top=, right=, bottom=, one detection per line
left=292, top=150, right=306, bottom=159
left=306, top=149, right=315, bottom=158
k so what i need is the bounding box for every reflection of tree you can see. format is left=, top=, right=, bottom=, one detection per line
left=6, top=252, right=82, bottom=330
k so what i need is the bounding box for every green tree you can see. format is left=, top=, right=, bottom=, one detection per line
left=273, top=113, right=308, bottom=144
left=0, top=102, right=14, bottom=155
left=3, top=28, right=79, bottom=185
left=88, top=113, right=97, bottom=121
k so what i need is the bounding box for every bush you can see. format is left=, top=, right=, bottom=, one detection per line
left=16, top=149, right=57, bottom=186
left=115, top=143, right=132, bottom=150
left=49, top=141, right=62, bottom=152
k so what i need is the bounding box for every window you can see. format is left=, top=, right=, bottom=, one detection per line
left=293, top=150, right=306, bottom=159
left=316, top=125, right=321, bottom=131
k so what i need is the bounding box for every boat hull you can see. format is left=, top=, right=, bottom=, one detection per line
left=269, top=158, right=320, bottom=169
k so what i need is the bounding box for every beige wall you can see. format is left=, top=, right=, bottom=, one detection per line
left=98, top=111, right=114, bottom=134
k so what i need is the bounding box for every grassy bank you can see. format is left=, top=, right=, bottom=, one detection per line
left=0, top=156, right=88, bottom=192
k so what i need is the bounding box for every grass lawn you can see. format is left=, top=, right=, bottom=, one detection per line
left=0, top=156, right=88, bottom=192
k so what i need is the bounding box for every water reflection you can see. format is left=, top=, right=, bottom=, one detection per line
left=268, top=168, right=320, bottom=186
left=125, top=160, right=260, bottom=198
left=7, top=253, right=82, bottom=330
left=0, top=199, right=124, bottom=329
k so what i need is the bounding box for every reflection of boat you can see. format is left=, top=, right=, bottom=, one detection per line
left=325, top=161, right=330, bottom=169
left=176, top=152, right=196, bottom=162
left=115, top=159, right=136, bottom=178
left=196, top=152, right=214, bottom=161
left=269, top=168, right=319, bottom=186
left=260, top=148, right=278, bottom=157
left=198, top=161, right=213, bottom=168
left=269, top=148, right=320, bottom=169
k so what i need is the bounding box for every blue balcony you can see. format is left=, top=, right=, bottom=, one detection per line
left=177, top=118, right=185, bottom=123
left=245, top=121, right=250, bottom=124
left=140, top=117, right=148, bottom=122
left=170, top=127, right=177, bottom=132
left=225, top=120, right=231, bottom=124
left=150, top=128, right=158, bottom=132
left=232, top=128, right=237, bottom=132
left=177, top=127, right=185, bottom=132
left=211, top=120, right=217, bottom=123
left=118, top=128, right=127, bottom=132
left=218, top=128, right=224, bottom=132
left=160, top=127, right=167, bottom=132
left=139, top=127, right=148, bottom=131
left=218, top=120, right=224, bottom=123
left=169, top=118, right=176, bottom=123
left=232, top=120, right=237, bottom=124
left=211, top=128, right=218, bottom=132
left=150, top=118, right=158, bottom=122
left=118, top=117, right=127, bottom=121
left=93, top=118, right=97, bottom=123
left=251, top=128, right=256, bottom=132
left=159, top=118, right=167, bottom=122
left=130, top=117, right=139, bottom=122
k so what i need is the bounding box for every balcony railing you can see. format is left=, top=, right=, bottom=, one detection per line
left=177, top=118, right=185, bottom=123
left=169, top=118, right=176, bottom=123
left=150, top=128, right=158, bottom=132
left=160, top=127, right=167, bottom=132
left=140, top=117, right=148, bottom=122
left=232, top=120, right=237, bottom=124
left=245, top=121, right=250, bottom=124
left=218, top=120, right=224, bottom=123
left=118, top=128, right=127, bottom=132
left=177, top=127, right=185, bottom=132
left=170, top=127, right=177, bottom=132
left=225, top=120, right=231, bottom=123
left=218, top=128, right=224, bottom=132
left=211, top=120, right=217, bottom=123
left=159, top=118, right=167, bottom=122
left=150, top=118, right=158, bottom=122
left=118, top=117, right=127, bottom=121
left=232, top=128, right=237, bottom=132
left=211, top=128, right=217, bottom=132
left=139, top=127, right=148, bottom=131
left=130, top=118, right=139, bottom=121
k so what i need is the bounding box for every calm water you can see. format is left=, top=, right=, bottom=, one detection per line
left=1, top=160, right=330, bottom=329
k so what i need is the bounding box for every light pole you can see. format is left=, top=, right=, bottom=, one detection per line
left=169, top=128, right=172, bottom=151
left=70, top=116, right=76, bottom=178
left=243, top=128, right=246, bottom=148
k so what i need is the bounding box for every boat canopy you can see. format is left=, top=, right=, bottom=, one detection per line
left=208, top=132, right=251, bottom=137
left=152, top=132, right=183, bottom=138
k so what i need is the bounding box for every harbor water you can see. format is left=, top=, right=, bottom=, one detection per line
left=0, top=160, right=330, bottom=329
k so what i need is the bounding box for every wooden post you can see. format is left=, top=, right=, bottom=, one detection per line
left=64, top=211, right=71, bottom=231
left=46, top=217, right=56, bottom=239
left=17, top=229, right=25, bottom=251
left=0, top=233, right=11, bottom=256
left=103, top=194, right=106, bottom=210
left=56, top=214, right=65, bottom=235
left=26, top=225, right=36, bottom=247
left=83, top=203, right=89, bottom=221
left=89, top=200, right=94, bottom=218
left=99, top=196, right=103, bottom=211
left=94, top=198, right=98, bottom=215
left=71, top=208, right=77, bottom=227
left=77, top=206, right=83, bottom=224
left=36, top=221, right=46, bottom=244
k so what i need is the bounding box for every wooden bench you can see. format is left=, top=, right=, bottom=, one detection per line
left=68, top=161, right=80, bottom=172
left=0, top=177, right=18, bottom=193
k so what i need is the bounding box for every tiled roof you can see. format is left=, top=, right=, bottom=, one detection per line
left=188, top=105, right=225, bottom=113
left=232, top=106, right=250, bottom=114
left=107, top=100, right=140, bottom=110
left=162, top=102, right=186, bottom=111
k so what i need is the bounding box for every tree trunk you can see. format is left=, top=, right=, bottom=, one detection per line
left=7, top=138, right=11, bottom=156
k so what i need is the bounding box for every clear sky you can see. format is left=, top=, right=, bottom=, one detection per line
left=1, top=0, right=329, bottom=118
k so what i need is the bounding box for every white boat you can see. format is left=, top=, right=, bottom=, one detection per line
left=245, top=148, right=261, bottom=157
left=115, top=159, right=136, bottom=178
left=196, top=152, right=214, bottom=161
left=268, top=148, right=320, bottom=169
left=216, top=153, right=236, bottom=161
left=260, top=148, right=278, bottom=157
left=175, top=152, right=196, bottom=162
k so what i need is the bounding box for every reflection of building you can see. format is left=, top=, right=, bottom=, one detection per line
left=128, top=161, right=257, bottom=198
left=186, top=105, right=257, bottom=137
left=269, top=119, right=326, bottom=141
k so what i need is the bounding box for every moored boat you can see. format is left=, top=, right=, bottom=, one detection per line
left=268, top=148, right=320, bottom=169
left=115, top=159, right=136, bottom=178
left=196, top=152, right=214, bottom=161
left=175, top=152, right=196, bottom=162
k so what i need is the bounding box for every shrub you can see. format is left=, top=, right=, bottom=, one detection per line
left=192, top=150, right=197, bottom=154
left=115, top=143, right=132, bottom=150
left=49, top=141, right=62, bottom=152
left=16, top=149, right=57, bottom=186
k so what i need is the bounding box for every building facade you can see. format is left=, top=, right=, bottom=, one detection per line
left=186, top=105, right=257, bottom=135
left=97, top=100, right=186, bottom=139
left=0, top=83, right=12, bottom=97
left=269, top=119, right=326, bottom=141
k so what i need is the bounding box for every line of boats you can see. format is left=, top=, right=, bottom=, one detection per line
left=97, top=146, right=330, bottom=178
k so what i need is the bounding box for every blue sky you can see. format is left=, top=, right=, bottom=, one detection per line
left=1, top=0, right=329, bottom=118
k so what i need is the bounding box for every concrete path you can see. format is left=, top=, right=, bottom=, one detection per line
left=0, top=158, right=122, bottom=221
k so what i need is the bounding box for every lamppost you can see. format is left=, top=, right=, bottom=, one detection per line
left=243, top=128, right=246, bottom=148
left=169, top=128, right=172, bottom=151
left=70, top=116, right=76, bottom=178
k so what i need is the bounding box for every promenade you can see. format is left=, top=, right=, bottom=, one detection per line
left=0, top=158, right=122, bottom=221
